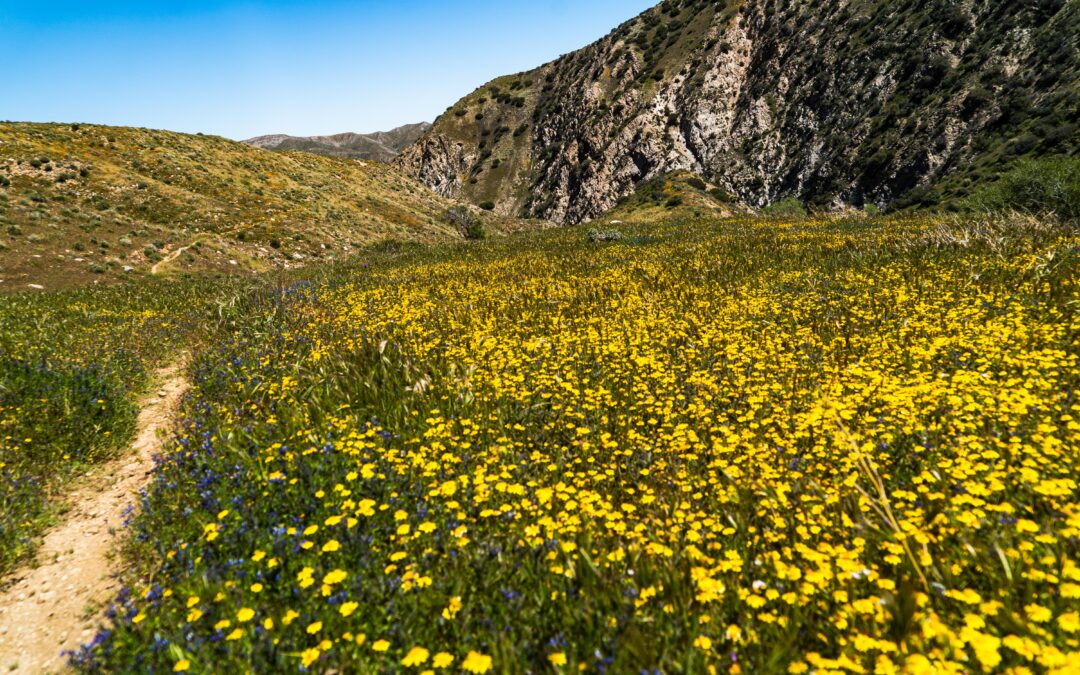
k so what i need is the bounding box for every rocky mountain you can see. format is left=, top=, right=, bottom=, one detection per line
left=397, top=0, right=1079, bottom=225
left=245, top=122, right=431, bottom=162
left=0, top=122, right=525, bottom=290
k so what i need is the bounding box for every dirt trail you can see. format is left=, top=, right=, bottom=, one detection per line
left=0, top=364, right=189, bottom=674
left=150, top=242, right=197, bottom=275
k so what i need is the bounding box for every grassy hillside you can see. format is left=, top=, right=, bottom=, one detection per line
left=0, top=122, right=530, bottom=291
left=0, top=211, right=1063, bottom=673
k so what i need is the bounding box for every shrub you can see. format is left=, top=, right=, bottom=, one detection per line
left=764, top=196, right=807, bottom=217
left=443, top=206, right=474, bottom=229
left=587, top=229, right=625, bottom=243
left=762, top=198, right=808, bottom=218
left=479, top=201, right=496, bottom=211
left=963, top=157, right=1080, bottom=221
left=665, top=196, right=684, bottom=208
left=709, top=187, right=735, bottom=203
left=464, top=221, right=487, bottom=240
left=444, top=206, right=486, bottom=240
left=685, top=177, right=707, bottom=191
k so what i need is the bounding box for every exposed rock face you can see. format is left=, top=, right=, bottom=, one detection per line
left=397, top=0, right=1079, bottom=225
left=246, top=122, right=431, bottom=162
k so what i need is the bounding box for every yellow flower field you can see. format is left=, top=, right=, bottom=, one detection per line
left=76, top=215, right=1079, bottom=673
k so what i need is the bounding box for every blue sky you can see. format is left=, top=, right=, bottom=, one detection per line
left=0, top=1, right=654, bottom=140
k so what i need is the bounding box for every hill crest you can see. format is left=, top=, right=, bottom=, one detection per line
left=245, top=122, right=431, bottom=162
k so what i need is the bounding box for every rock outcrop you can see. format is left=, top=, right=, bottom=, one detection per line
left=397, top=0, right=1079, bottom=224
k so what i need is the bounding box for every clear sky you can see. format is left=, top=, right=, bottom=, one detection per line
left=0, top=1, right=655, bottom=140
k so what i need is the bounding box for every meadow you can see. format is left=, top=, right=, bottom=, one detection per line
left=0, top=280, right=210, bottom=572
left=3, top=212, right=1077, bottom=673
left=43, top=213, right=1073, bottom=674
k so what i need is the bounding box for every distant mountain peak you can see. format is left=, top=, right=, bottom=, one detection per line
left=244, top=122, right=431, bottom=163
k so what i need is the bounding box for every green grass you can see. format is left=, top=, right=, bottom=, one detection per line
left=960, top=156, right=1080, bottom=221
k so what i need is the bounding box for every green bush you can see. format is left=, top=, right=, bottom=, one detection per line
left=964, top=157, right=1080, bottom=221
left=464, top=221, right=487, bottom=240
left=479, top=201, right=496, bottom=211
left=709, top=187, right=735, bottom=203
left=762, top=198, right=808, bottom=218
left=443, top=206, right=487, bottom=240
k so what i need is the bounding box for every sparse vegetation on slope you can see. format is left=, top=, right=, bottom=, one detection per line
left=0, top=123, right=529, bottom=291
left=598, top=171, right=743, bottom=225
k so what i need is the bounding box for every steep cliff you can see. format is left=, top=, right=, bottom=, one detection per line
left=397, top=0, right=1080, bottom=225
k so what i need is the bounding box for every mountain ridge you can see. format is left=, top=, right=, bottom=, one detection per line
left=397, top=0, right=1079, bottom=225
left=245, top=122, right=431, bottom=162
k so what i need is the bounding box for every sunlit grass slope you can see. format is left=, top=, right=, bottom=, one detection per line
left=0, top=122, right=530, bottom=291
